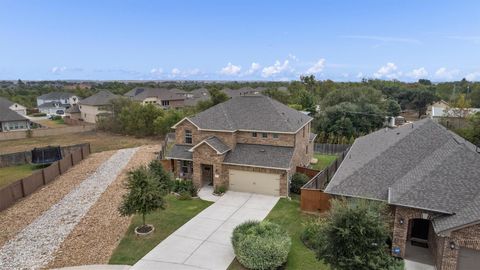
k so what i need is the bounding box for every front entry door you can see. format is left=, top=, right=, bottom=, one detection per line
left=201, top=165, right=213, bottom=186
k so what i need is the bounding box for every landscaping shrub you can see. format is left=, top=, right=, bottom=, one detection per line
left=177, top=190, right=192, bottom=200
left=32, top=112, right=46, bottom=117
left=214, top=185, right=226, bottom=195
left=51, top=115, right=62, bottom=120
left=290, top=173, right=310, bottom=194
left=172, top=180, right=197, bottom=197
left=232, top=221, right=291, bottom=270
left=301, top=218, right=325, bottom=250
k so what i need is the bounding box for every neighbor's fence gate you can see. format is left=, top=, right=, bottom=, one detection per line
left=0, top=143, right=91, bottom=212
left=300, top=148, right=350, bottom=212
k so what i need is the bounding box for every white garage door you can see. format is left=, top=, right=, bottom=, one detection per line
left=458, top=248, right=480, bottom=270
left=229, top=169, right=280, bottom=196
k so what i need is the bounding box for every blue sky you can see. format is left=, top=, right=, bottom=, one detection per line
left=0, top=0, right=479, bottom=81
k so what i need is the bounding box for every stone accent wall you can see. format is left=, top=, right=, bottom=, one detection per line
left=223, top=164, right=288, bottom=196
left=437, top=223, right=480, bottom=270
left=236, top=131, right=295, bottom=147
left=174, top=120, right=236, bottom=148
left=192, top=143, right=226, bottom=188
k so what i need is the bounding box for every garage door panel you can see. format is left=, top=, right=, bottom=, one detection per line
left=458, top=248, right=480, bottom=270
left=229, top=169, right=280, bottom=196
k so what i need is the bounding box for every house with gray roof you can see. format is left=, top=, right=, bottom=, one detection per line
left=0, top=97, right=30, bottom=132
left=124, top=87, right=186, bottom=109
left=78, top=90, right=119, bottom=123
left=324, top=118, right=480, bottom=270
left=36, top=92, right=79, bottom=111
left=166, top=95, right=315, bottom=196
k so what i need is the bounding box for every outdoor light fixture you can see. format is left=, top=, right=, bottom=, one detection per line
left=450, top=241, right=456, bottom=250
left=399, top=218, right=404, bottom=225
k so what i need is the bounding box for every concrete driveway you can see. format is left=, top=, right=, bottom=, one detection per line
left=131, top=191, right=279, bottom=270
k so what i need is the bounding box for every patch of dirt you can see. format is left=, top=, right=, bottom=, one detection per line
left=0, top=150, right=116, bottom=247
left=47, top=144, right=160, bottom=268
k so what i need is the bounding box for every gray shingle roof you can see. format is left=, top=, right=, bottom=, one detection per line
left=38, top=101, right=69, bottom=109
left=166, top=144, right=193, bottom=160
left=125, top=87, right=186, bottom=101
left=38, top=92, right=75, bottom=100
left=79, top=90, right=118, bottom=106
left=0, top=106, right=28, bottom=122
left=0, top=97, right=14, bottom=108
left=324, top=119, right=480, bottom=233
left=193, top=136, right=230, bottom=154
left=223, top=143, right=294, bottom=169
left=185, top=95, right=312, bottom=133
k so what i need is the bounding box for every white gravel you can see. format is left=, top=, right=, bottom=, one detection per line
left=0, top=148, right=138, bottom=270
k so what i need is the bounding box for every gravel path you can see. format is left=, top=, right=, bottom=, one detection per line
left=0, top=150, right=116, bottom=247
left=48, top=145, right=160, bottom=268
left=0, top=148, right=138, bottom=270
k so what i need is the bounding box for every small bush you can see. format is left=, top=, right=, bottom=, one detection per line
left=178, top=191, right=192, bottom=200
left=172, top=180, right=197, bottom=197
left=232, top=221, right=291, bottom=270
left=290, top=173, right=310, bottom=194
left=51, top=115, right=62, bottom=120
left=301, top=218, right=325, bottom=250
left=32, top=112, right=46, bottom=117
left=214, top=185, right=226, bottom=194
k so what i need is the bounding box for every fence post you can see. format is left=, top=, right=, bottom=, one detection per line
left=20, top=179, right=26, bottom=197
left=71, top=153, right=74, bottom=166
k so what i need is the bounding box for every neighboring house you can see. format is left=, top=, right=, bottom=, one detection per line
left=36, top=92, right=79, bottom=108
left=124, top=87, right=186, bottom=109
left=324, top=119, right=480, bottom=270
left=0, top=102, right=30, bottom=132
left=428, top=100, right=480, bottom=118
left=65, top=104, right=81, bottom=120
left=78, top=90, right=119, bottom=123
left=0, top=97, right=27, bottom=116
left=38, top=101, right=68, bottom=115
left=166, top=95, right=314, bottom=197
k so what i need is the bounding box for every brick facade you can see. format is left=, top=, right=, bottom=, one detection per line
left=391, top=206, right=480, bottom=270
left=171, top=119, right=312, bottom=197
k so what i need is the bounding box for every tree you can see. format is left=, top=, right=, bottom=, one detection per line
left=208, top=87, right=229, bottom=105
left=148, top=160, right=173, bottom=192
left=385, top=99, right=401, bottom=117
left=412, top=90, right=438, bottom=118
left=154, top=109, right=185, bottom=136
left=315, top=199, right=402, bottom=270
left=448, top=94, right=472, bottom=118
left=119, top=166, right=166, bottom=231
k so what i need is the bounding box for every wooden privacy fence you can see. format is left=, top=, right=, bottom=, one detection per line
left=300, top=148, right=350, bottom=212
left=314, top=143, right=350, bottom=154
left=0, top=143, right=91, bottom=212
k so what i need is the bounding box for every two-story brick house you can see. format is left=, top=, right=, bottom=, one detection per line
left=166, top=95, right=314, bottom=197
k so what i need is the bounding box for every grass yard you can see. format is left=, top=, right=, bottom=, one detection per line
left=109, top=195, right=213, bottom=265
left=312, top=153, right=337, bottom=171
left=228, top=198, right=329, bottom=270
left=33, top=119, right=66, bottom=128
left=0, top=131, right=160, bottom=154
left=0, top=164, right=44, bottom=188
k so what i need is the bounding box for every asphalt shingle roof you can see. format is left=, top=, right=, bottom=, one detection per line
left=201, top=136, right=230, bottom=153
left=166, top=144, right=193, bottom=160
left=0, top=106, right=28, bottom=122
left=0, top=97, right=14, bottom=108
left=38, top=101, right=68, bottom=109
left=324, top=119, right=480, bottom=233
left=223, top=143, right=294, bottom=169
left=125, top=87, right=186, bottom=101
left=186, top=95, right=312, bottom=133
left=79, top=90, right=118, bottom=106
left=38, top=92, right=75, bottom=100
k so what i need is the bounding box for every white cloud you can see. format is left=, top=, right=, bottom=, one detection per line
left=288, top=53, right=298, bottom=61
left=306, top=59, right=326, bottom=74
left=150, top=68, right=163, bottom=76
left=171, top=68, right=181, bottom=77
left=356, top=72, right=364, bottom=78
left=373, top=62, right=402, bottom=79
left=220, top=63, right=241, bottom=75
left=407, top=67, right=428, bottom=79
left=245, top=62, right=261, bottom=75
left=434, top=67, right=460, bottom=80
left=261, top=60, right=290, bottom=77
left=169, top=67, right=201, bottom=78
left=51, top=66, right=67, bottom=73
left=466, top=71, right=480, bottom=81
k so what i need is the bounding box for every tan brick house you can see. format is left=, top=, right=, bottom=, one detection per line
left=325, top=119, right=480, bottom=269
left=166, top=95, right=314, bottom=197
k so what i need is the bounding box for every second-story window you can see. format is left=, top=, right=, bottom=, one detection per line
left=162, top=100, right=170, bottom=106
left=252, top=132, right=257, bottom=137
left=185, top=130, right=192, bottom=144
left=273, top=133, right=279, bottom=139
left=262, top=133, right=268, bottom=138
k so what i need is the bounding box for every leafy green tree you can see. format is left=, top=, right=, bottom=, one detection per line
left=208, top=87, right=229, bottom=105
left=315, top=199, right=403, bottom=270
left=119, top=166, right=166, bottom=228
left=412, top=90, right=438, bottom=117
left=148, top=160, right=173, bottom=192
left=385, top=99, right=401, bottom=117
left=119, top=103, right=163, bottom=137
left=154, top=109, right=185, bottom=136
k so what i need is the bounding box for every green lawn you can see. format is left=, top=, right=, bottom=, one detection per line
left=228, top=198, right=329, bottom=270
left=312, top=153, right=337, bottom=171
left=0, top=164, right=43, bottom=189
left=109, top=195, right=213, bottom=265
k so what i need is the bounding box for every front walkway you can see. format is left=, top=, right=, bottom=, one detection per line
left=132, top=191, right=279, bottom=270
left=404, top=243, right=436, bottom=270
